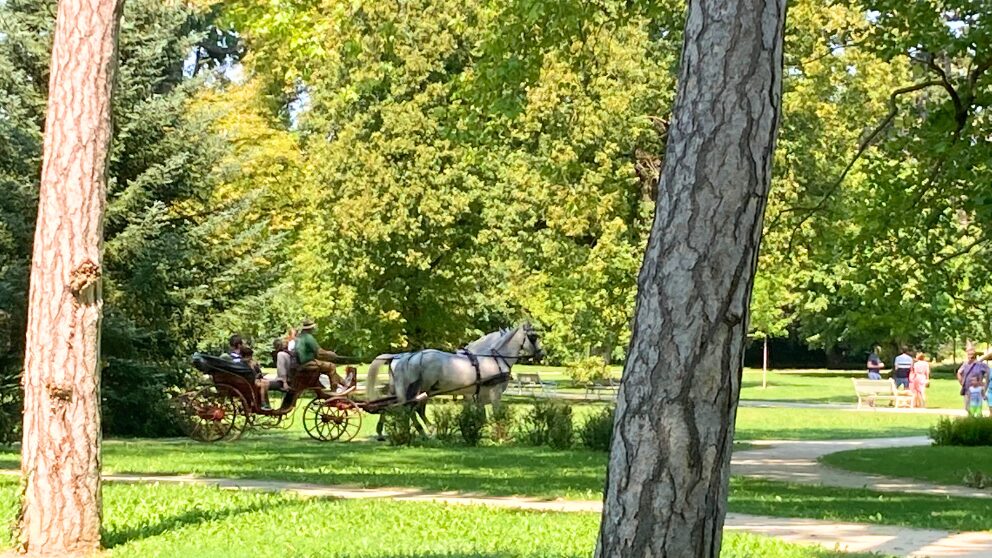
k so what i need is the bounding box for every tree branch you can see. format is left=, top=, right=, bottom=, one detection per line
left=782, top=80, right=945, bottom=251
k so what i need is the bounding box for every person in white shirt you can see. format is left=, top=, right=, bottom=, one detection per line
left=892, top=347, right=913, bottom=389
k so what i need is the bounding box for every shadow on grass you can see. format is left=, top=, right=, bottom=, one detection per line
left=102, top=498, right=294, bottom=548
left=96, top=439, right=610, bottom=499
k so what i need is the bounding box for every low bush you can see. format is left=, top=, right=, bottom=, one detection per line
left=429, top=401, right=459, bottom=442
left=930, top=416, right=992, bottom=446
left=963, top=469, right=991, bottom=489
left=488, top=404, right=516, bottom=445
left=458, top=402, right=487, bottom=446
left=580, top=406, right=615, bottom=451
left=383, top=406, right=416, bottom=446
left=524, top=399, right=574, bottom=449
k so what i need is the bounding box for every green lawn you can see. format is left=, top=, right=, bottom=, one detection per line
left=0, top=408, right=936, bottom=501
left=730, top=477, right=992, bottom=532
left=821, top=446, right=992, bottom=489
left=734, top=407, right=936, bottom=440
left=739, top=370, right=963, bottom=409
left=0, top=477, right=892, bottom=558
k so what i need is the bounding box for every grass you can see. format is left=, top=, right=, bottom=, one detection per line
left=729, top=477, right=992, bottom=532
left=739, top=370, right=963, bottom=409
left=0, top=476, right=891, bottom=558
left=0, top=408, right=936, bottom=501
left=821, top=446, right=992, bottom=489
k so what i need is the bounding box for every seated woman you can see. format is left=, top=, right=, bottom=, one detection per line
left=271, top=339, right=294, bottom=391
left=241, top=346, right=272, bottom=410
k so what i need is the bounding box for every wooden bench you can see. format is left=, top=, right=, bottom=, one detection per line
left=852, top=378, right=913, bottom=409
left=585, top=377, right=621, bottom=400
left=513, top=373, right=557, bottom=396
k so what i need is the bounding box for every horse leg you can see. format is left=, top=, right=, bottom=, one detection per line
left=375, top=413, right=386, bottom=441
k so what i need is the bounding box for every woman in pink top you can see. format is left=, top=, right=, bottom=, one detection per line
left=910, top=352, right=931, bottom=408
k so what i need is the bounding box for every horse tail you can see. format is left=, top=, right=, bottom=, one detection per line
left=367, top=356, right=393, bottom=401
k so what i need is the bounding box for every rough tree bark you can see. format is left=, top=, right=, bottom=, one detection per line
left=19, top=0, right=124, bottom=555
left=596, top=1, right=785, bottom=557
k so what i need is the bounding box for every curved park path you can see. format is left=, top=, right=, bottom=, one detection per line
left=5, top=433, right=990, bottom=558
left=731, top=435, right=992, bottom=499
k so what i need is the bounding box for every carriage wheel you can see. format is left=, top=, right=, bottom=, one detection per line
left=303, top=398, right=362, bottom=442
left=175, top=386, right=247, bottom=442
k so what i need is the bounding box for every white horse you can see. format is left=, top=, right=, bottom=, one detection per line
left=367, top=323, right=543, bottom=405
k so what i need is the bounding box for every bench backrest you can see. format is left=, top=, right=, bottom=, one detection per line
left=517, top=373, right=541, bottom=384
left=852, top=378, right=895, bottom=395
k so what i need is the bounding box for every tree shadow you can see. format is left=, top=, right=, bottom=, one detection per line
left=102, top=498, right=294, bottom=548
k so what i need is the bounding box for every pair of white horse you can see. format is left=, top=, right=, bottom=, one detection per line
left=366, top=323, right=544, bottom=408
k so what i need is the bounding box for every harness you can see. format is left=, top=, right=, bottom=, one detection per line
left=457, top=349, right=513, bottom=398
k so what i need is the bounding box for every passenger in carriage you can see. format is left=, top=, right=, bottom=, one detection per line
left=272, top=339, right=293, bottom=390
left=297, top=319, right=354, bottom=394
left=222, top=334, right=244, bottom=362
left=241, top=346, right=273, bottom=411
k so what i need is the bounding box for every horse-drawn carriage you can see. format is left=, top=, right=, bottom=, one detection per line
left=174, top=353, right=363, bottom=442
left=174, top=323, right=543, bottom=443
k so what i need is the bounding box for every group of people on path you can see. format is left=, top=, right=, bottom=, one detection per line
left=223, top=319, right=354, bottom=409
left=866, top=347, right=931, bottom=407
left=867, top=344, right=992, bottom=415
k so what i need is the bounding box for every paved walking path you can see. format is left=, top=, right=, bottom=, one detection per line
left=731, top=436, right=992, bottom=499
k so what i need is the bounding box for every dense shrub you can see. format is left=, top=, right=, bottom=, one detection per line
left=383, top=406, right=416, bottom=446
left=524, top=399, right=574, bottom=449
left=580, top=406, right=615, bottom=451
left=488, top=404, right=516, bottom=445
left=102, top=358, right=185, bottom=437
left=458, top=402, right=487, bottom=446
left=930, top=416, right=992, bottom=446
left=429, top=401, right=459, bottom=442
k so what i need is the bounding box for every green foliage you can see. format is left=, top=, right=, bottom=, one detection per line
left=222, top=0, right=679, bottom=361
left=488, top=403, right=516, bottom=445
left=382, top=406, right=416, bottom=446
left=565, top=356, right=612, bottom=385
left=930, top=416, right=992, bottom=447
left=429, top=400, right=459, bottom=442
left=524, top=399, right=574, bottom=449
left=579, top=405, right=615, bottom=451
left=457, top=402, right=488, bottom=446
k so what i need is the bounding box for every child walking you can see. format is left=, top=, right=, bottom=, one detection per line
left=967, top=375, right=985, bottom=418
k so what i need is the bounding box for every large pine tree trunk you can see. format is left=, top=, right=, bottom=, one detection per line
left=19, top=0, right=124, bottom=554
left=596, top=1, right=785, bottom=557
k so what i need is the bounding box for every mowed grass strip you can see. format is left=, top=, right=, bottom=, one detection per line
left=0, top=409, right=936, bottom=501
left=739, top=370, right=964, bottom=409
left=0, top=477, right=891, bottom=558
left=729, top=477, right=992, bottom=532
left=821, top=446, right=992, bottom=489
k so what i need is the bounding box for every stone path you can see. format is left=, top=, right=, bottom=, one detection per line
left=731, top=436, right=992, bottom=499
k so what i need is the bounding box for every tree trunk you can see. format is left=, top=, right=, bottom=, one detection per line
left=19, top=0, right=124, bottom=555
left=595, top=1, right=785, bottom=557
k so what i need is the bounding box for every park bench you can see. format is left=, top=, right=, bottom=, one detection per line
left=513, top=373, right=557, bottom=396
left=585, top=377, right=621, bottom=400
left=851, top=378, right=913, bottom=409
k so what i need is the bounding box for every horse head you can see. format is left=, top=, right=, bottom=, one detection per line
left=521, top=322, right=544, bottom=363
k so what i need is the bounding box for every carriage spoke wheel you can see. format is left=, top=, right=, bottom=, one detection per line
left=304, top=398, right=362, bottom=442
left=176, top=386, right=247, bottom=443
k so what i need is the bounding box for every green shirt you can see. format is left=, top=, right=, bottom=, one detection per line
left=296, top=332, right=320, bottom=364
